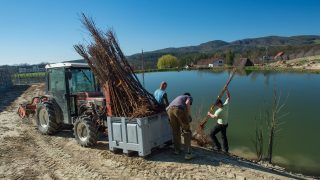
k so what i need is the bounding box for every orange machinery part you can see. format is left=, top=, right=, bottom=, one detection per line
left=17, top=97, right=41, bottom=119
left=103, top=83, right=112, bottom=116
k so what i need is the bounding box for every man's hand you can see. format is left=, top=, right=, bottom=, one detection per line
left=208, top=112, right=218, bottom=118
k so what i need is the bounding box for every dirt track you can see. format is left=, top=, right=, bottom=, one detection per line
left=0, top=84, right=312, bottom=179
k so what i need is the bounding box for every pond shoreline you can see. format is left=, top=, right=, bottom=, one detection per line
left=190, top=141, right=318, bottom=179
left=135, top=65, right=320, bottom=74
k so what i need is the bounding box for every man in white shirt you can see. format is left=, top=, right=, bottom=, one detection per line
left=207, top=88, right=231, bottom=153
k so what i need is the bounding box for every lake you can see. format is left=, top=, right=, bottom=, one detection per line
left=137, top=70, right=320, bottom=176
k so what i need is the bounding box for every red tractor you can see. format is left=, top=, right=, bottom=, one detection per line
left=18, top=63, right=110, bottom=147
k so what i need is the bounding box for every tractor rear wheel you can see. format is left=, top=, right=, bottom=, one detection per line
left=36, top=102, right=60, bottom=135
left=74, top=116, right=98, bottom=147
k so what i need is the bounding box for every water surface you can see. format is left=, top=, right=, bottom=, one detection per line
left=137, top=70, right=320, bottom=176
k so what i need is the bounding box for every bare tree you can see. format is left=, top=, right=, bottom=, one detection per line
left=266, top=88, right=289, bottom=163
left=252, top=112, right=265, bottom=161
left=252, top=87, right=288, bottom=163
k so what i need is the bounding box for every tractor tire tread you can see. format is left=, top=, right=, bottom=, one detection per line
left=73, top=116, right=98, bottom=147
left=36, top=103, right=60, bottom=135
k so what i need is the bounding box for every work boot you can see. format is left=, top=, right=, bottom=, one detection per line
left=210, top=146, right=221, bottom=152
left=173, top=149, right=180, bottom=155
left=222, top=150, right=229, bottom=155
left=184, top=153, right=193, bottom=160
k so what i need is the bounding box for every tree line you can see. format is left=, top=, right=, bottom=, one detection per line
left=128, top=43, right=320, bottom=69
left=156, top=51, right=236, bottom=69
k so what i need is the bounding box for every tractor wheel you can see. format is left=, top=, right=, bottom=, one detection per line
left=36, top=102, right=60, bottom=135
left=73, top=116, right=98, bottom=147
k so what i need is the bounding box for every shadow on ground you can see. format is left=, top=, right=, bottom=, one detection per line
left=146, top=145, right=304, bottom=180
left=0, top=85, right=30, bottom=113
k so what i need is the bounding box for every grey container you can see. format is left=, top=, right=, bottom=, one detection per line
left=107, top=112, right=172, bottom=156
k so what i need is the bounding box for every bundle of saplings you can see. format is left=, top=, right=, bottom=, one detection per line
left=74, top=14, right=160, bottom=118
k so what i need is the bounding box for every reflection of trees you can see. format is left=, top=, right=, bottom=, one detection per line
left=235, top=69, right=253, bottom=76
left=264, top=73, right=270, bottom=87
left=248, top=71, right=275, bottom=85
left=196, top=69, right=225, bottom=76
left=250, top=71, right=258, bottom=81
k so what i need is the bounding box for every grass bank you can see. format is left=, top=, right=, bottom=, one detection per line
left=12, top=65, right=320, bottom=79
left=135, top=66, right=228, bottom=73
left=244, top=66, right=320, bottom=74
left=13, top=72, right=47, bottom=78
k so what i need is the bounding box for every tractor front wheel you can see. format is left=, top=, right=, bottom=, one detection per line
left=36, top=102, right=60, bottom=135
left=74, top=116, right=98, bottom=147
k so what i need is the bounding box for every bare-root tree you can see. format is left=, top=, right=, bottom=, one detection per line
left=266, top=88, right=288, bottom=163
left=252, top=112, right=266, bottom=161
left=74, top=13, right=160, bottom=118
left=191, top=103, right=204, bottom=129
left=252, top=87, right=288, bottom=163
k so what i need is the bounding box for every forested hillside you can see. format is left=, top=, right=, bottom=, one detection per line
left=127, top=35, right=320, bottom=69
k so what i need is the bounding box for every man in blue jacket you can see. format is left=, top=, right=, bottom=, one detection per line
left=154, top=81, right=169, bottom=110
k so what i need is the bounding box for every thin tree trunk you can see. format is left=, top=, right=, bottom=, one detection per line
left=267, top=126, right=274, bottom=163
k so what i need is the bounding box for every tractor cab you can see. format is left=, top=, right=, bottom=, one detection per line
left=45, top=63, right=104, bottom=125
left=18, top=62, right=108, bottom=147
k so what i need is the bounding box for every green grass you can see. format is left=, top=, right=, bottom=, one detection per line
left=134, top=68, right=180, bottom=73
left=294, top=60, right=308, bottom=66
left=13, top=72, right=46, bottom=78
left=313, top=39, right=320, bottom=44
left=135, top=66, right=228, bottom=73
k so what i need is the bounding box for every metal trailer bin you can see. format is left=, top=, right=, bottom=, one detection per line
left=107, top=112, right=172, bottom=156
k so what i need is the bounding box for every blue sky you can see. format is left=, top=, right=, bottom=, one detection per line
left=0, top=0, right=319, bottom=65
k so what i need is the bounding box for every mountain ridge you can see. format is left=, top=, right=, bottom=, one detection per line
left=126, top=35, right=320, bottom=68
left=139, top=35, right=320, bottom=54
left=67, top=35, right=320, bottom=68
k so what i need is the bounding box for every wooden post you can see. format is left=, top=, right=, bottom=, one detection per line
left=141, top=49, right=145, bottom=87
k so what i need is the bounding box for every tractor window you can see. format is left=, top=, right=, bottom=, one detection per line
left=69, top=69, right=95, bottom=94
left=49, top=68, right=66, bottom=92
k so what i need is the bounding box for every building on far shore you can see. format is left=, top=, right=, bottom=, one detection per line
left=196, top=58, right=224, bottom=68
left=233, top=58, right=254, bottom=67
left=274, top=51, right=285, bottom=61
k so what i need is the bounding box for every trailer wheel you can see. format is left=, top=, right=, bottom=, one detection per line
left=74, top=116, right=98, bottom=147
left=36, top=102, right=60, bottom=135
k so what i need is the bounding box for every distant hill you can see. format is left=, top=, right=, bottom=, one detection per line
left=151, top=40, right=229, bottom=54
left=229, top=35, right=320, bottom=46
left=143, top=35, right=320, bottom=54
left=69, top=35, right=320, bottom=69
